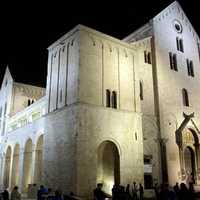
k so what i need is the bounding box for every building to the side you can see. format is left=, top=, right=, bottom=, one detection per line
left=1, top=1, right=200, bottom=199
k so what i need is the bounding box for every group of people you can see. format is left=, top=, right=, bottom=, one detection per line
left=154, top=182, right=196, bottom=200
left=0, top=185, right=80, bottom=200
left=93, top=182, right=144, bottom=200
left=1, top=186, right=21, bottom=200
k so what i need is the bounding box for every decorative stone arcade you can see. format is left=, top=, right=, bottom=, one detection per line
left=175, top=113, right=200, bottom=184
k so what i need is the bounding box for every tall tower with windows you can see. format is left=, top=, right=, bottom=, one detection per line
left=44, top=25, right=144, bottom=197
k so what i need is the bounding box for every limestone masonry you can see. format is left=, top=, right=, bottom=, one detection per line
left=1, top=1, right=200, bottom=199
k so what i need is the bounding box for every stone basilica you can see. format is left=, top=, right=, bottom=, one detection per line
left=0, top=1, right=200, bottom=198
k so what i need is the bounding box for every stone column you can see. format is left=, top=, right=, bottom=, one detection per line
left=178, top=146, right=186, bottom=180
left=18, top=148, right=25, bottom=193
left=0, top=153, right=6, bottom=189
left=8, top=151, right=14, bottom=190
left=31, top=144, right=36, bottom=184
left=194, top=143, right=200, bottom=183
left=159, top=138, right=168, bottom=183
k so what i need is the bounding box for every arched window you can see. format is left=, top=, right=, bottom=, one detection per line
left=186, top=59, right=194, bottom=77
left=144, top=51, right=151, bottom=64
left=179, top=39, right=184, bottom=52
left=112, top=91, right=117, bottom=109
left=190, top=61, right=194, bottom=77
left=176, top=37, right=184, bottom=52
left=144, top=51, right=148, bottom=63
left=182, top=88, right=189, bottom=107
left=28, top=99, right=31, bottom=106
left=176, top=37, right=180, bottom=51
left=139, top=81, right=143, bottom=100
left=106, top=89, right=111, bottom=107
left=147, top=52, right=152, bottom=64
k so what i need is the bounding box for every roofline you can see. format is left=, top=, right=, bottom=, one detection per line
left=47, top=24, right=138, bottom=51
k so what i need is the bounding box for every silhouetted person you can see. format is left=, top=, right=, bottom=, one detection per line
left=47, top=188, right=54, bottom=200
left=11, top=186, right=21, bottom=200
left=2, top=189, right=9, bottom=200
left=158, top=183, right=170, bottom=200
left=112, top=184, right=120, bottom=200
left=139, top=184, right=144, bottom=200
left=188, top=182, right=195, bottom=200
left=173, top=182, right=179, bottom=196
left=93, top=183, right=109, bottom=200
left=179, top=183, right=190, bottom=200
left=132, top=182, right=138, bottom=200
left=37, top=185, right=46, bottom=200
left=154, top=183, right=159, bottom=200
left=54, top=190, right=62, bottom=200
left=125, top=184, right=131, bottom=200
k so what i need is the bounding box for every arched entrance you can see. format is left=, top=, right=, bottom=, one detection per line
left=3, top=146, right=12, bottom=189
left=22, top=139, right=33, bottom=192
left=11, top=144, right=20, bottom=189
left=181, top=129, right=199, bottom=183
left=184, top=146, right=196, bottom=182
left=97, top=141, right=120, bottom=194
left=34, top=135, right=43, bottom=184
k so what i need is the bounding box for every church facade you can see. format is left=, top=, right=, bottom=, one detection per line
left=1, top=1, right=200, bottom=198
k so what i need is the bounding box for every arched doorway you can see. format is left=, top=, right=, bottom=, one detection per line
left=3, top=146, right=12, bottom=189
left=97, top=141, right=120, bottom=194
left=182, top=129, right=199, bottom=183
left=184, top=146, right=196, bottom=182
left=22, top=139, right=33, bottom=192
left=11, top=144, right=20, bottom=189
left=34, top=135, right=43, bottom=184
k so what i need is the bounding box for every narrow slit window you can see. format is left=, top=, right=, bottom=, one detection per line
left=179, top=39, right=184, bottom=52
left=190, top=61, right=194, bottom=77
left=147, top=52, right=152, bottom=64
left=173, top=54, right=178, bottom=71
left=169, top=52, right=173, bottom=69
left=106, top=89, right=111, bottom=107
left=176, top=37, right=180, bottom=51
left=182, top=88, right=189, bottom=107
left=112, top=91, right=117, bottom=109
left=139, top=81, right=143, bottom=100
left=144, top=51, right=148, bottom=63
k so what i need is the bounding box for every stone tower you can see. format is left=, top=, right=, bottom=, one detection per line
left=43, top=25, right=144, bottom=198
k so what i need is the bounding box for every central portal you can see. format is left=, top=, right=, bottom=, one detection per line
left=184, top=146, right=196, bottom=183
left=97, top=141, right=120, bottom=194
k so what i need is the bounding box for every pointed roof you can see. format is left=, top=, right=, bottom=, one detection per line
left=153, top=1, right=199, bottom=41
left=123, top=1, right=200, bottom=43
left=0, top=65, right=14, bottom=90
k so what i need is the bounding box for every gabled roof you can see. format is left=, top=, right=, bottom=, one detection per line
left=123, top=1, right=200, bottom=43
left=0, top=66, right=13, bottom=89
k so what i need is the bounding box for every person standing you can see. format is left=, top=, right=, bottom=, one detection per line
left=93, top=183, right=110, bottom=200
left=2, top=189, right=9, bottom=200
left=11, top=186, right=21, bottom=200
left=139, top=184, right=144, bottom=200
left=132, top=182, right=138, bottom=200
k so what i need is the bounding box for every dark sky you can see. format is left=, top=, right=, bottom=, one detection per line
left=0, top=0, right=199, bottom=87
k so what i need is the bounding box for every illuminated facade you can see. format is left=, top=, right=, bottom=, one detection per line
left=0, top=1, right=200, bottom=198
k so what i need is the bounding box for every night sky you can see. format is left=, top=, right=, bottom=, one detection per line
left=0, top=0, right=199, bottom=87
